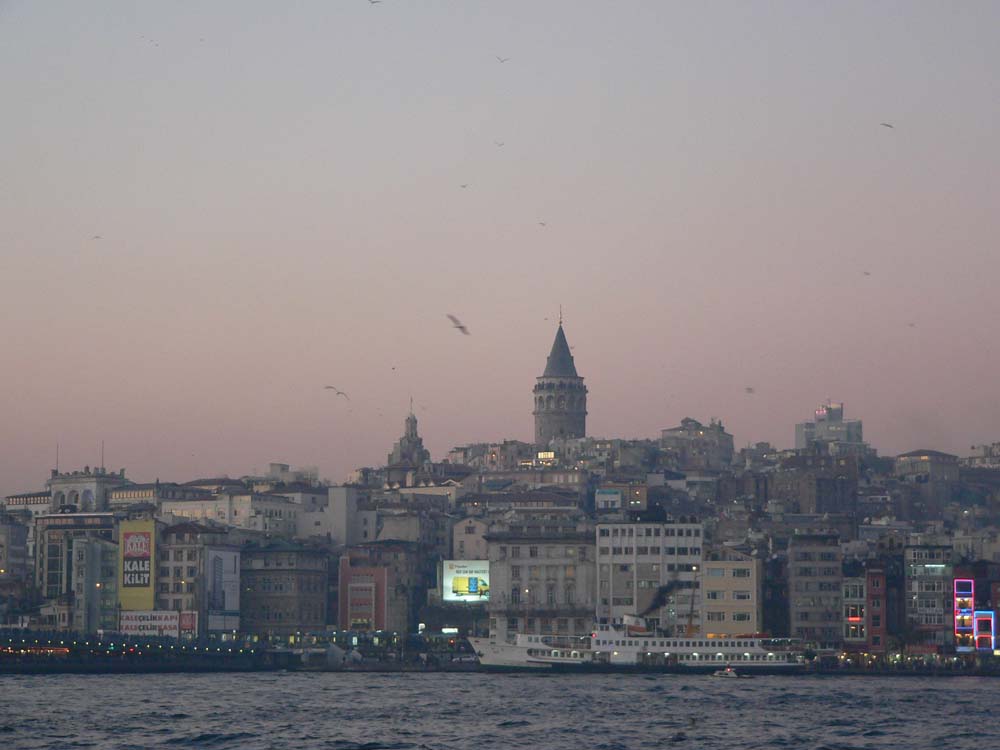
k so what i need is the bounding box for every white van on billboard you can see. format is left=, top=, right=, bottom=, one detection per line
left=443, top=560, right=490, bottom=603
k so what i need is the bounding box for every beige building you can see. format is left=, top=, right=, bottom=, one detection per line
left=700, top=546, right=762, bottom=636
left=453, top=516, right=489, bottom=560
left=161, top=492, right=298, bottom=536
left=486, top=511, right=595, bottom=640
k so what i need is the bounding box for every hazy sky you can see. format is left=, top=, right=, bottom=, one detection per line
left=2, top=1, right=999, bottom=497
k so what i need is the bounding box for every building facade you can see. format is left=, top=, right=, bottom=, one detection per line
left=596, top=518, right=704, bottom=635
left=486, top=513, right=595, bottom=640
left=787, top=534, right=843, bottom=649
left=241, top=541, right=328, bottom=638
left=155, top=522, right=241, bottom=638
left=701, top=546, right=762, bottom=636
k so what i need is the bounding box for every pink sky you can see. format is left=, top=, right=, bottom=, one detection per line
left=2, top=1, right=999, bottom=496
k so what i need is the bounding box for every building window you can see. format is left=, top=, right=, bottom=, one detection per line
left=529, top=547, right=538, bottom=558
left=706, top=612, right=725, bottom=622
left=732, top=568, right=751, bottom=578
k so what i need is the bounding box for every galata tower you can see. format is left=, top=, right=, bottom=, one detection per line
left=533, top=321, right=587, bottom=445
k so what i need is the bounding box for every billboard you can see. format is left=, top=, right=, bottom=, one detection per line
left=443, top=560, right=490, bottom=603
left=120, top=610, right=179, bottom=638
left=118, top=520, right=156, bottom=611
left=206, top=548, right=240, bottom=632
left=120, top=610, right=198, bottom=638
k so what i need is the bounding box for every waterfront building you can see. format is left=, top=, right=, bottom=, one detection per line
left=70, top=536, right=118, bottom=633
left=241, top=540, right=328, bottom=639
left=701, top=546, right=763, bottom=636
left=0, top=512, right=29, bottom=583
left=155, top=522, right=241, bottom=638
left=533, top=323, right=587, bottom=446
left=339, top=540, right=430, bottom=634
left=486, top=511, right=595, bottom=640
left=0, top=512, right=29, bottom=618
left=904, top=540, right=954, bottom=649
left=34, top=512, right=116, bottom=602
left=787, top=533, right=843, bottom=649
left=841, top=563, right=887, bottom=655
left=596, top=517, right=704, bottom=635
left=660, top=418, right=734, bottom=473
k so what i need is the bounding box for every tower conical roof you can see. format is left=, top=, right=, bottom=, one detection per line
left=542, top=324, right=579, bottom=377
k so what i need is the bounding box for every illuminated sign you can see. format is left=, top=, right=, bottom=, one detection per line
left=118, top=520, right=156, bottom=611
left=120, top=610, right=179, bottom=638
left=975, top=611, right=995, bottom=651
left=442, top=560, right=490, bottom=603
left=954, top=578, right=975, bottom=651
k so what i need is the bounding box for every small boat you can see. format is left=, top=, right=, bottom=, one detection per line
left=712, top=666, right=741, bottom=678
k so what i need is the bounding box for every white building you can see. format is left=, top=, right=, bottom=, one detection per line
left=596, top=517, right=704, bottom=635
left=161, top=492, right=298, bottom=537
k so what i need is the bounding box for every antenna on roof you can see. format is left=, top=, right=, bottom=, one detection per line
left=101, top=440, right=105, bottom=471
left=55, top=442, right=59, bottom=473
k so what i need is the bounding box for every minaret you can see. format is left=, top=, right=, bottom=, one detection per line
left=533, top=319, right=587, bottom=445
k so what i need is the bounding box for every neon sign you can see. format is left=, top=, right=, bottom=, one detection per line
left=954, top=578, right=975, bottom=652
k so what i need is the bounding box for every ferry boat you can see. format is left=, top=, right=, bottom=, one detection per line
left=467, top=633, right=593, bottom=669
left=469, top=616, right=807, bottom=672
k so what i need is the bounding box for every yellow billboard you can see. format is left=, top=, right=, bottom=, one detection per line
left=118, top=519, right=156, bottom=611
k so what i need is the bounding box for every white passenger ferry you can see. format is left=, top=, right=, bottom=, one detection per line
left=469, top=616, right=807, bottom=672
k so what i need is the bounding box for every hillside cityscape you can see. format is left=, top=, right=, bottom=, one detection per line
left=3, top=321, right=1000, bottom=668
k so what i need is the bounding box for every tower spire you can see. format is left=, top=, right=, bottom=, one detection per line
left=559, top=304, right=563, bottom=326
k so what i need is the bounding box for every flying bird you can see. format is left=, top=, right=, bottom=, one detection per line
left=446, top=314, right=470, bottom=335
left=494, top=140, right=505, bottom=147
left=91, top=235, right=102, bottom=240
left=496, top=56, right=510, bottom=63
left=460, top=184, right=469, bottom=189
left=862, top=271, right=871, bottom=276
left=745, top=387, right=755, bottom=395
left=538, top=222, right=547, bottom=227
left=368, top=0, right=381, bottom=4
left=907, top=322, right=917, bottom=328
left=324, top=386, right=350, bottom=399
left=880, top=122, right=894, bottom=129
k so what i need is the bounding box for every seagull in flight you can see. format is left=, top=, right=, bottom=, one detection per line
left=862, top=271, right=871, bottom=276
left=538, top=222, right=547, bottom=227
left=745, top=387, right=755, bottom=395
left=368, top=0, right=381, bottom=4
left=460, top=184, right=469, bottom=189
left=496, top=56, right=510, bottom=63
left=446, top=314, right=470, bottom=335
left=91, top=235, right=102, bottom=240
left=324, top=386, right=350, bottom=399
left=880, top=122, right=894, bottom=129
left=494, top=140, right=505, bottom=147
